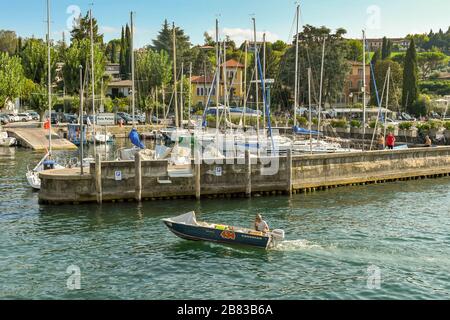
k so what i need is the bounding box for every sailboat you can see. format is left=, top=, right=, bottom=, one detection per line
left=26, top=0, right=64, bottom=190
left=0, top=132, right=16, bottom=147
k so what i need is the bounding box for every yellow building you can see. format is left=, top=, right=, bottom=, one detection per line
left=190, top=59, right=245, bottom=107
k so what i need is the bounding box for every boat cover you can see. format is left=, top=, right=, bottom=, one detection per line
left=129, top=128, right=145, bottom=149
left=168, top=212, right=198, bottom=226
left=293, top=126, right=322, bottom=135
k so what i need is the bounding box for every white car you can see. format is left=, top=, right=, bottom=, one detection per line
left=385, top=118, right=399, bottom=126
left=17, top=113, right=33, bottom=122
left=7, top=114, right=20, bottom=122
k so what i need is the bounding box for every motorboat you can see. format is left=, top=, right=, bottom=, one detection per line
left=163, top=212, right=285, bottom=250
left=0, top=132, right=16, bottom=147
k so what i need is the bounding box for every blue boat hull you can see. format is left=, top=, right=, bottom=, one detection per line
left=164, top=221, right=270, bottom=249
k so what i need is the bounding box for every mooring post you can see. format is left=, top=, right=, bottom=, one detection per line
left=287, top=148, right=293, bottom=195
left=245, top=150, right=252, bottom=197
left=135, top=151, right=142, bottom=202
left=195, top=149, right=201, bottom=200
left=95, top=153, right=102, bottom=204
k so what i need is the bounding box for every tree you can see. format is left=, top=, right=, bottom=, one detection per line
left=119, top=27, right=126, bottom=78
left=402, top=39, right=419, bottom=114
left=345, top=39, right=363, bottom=61
left=106, top=39, right=121, bottom=63
left=151, top=20, right=191, bottom=69
left=417, top=50, right=448, bottom=79
left=0, top=52, right=25, bottom=108
left=370, top=49, right=381, bottom=105
left=70, top=11, right=104, bottom=45
left=381, top=37, right=392, bottom=60
left=203, top=32, right=215, bottom=46
left=20, top=38, right=57, bottom=85
left=373, top=59, right=403, bottom=109
left=62, top=39, right=106, bottom=95
left=279, top=25, right=350, bottom=108
left=0, top=30, right=17, bottom=56
left=135, top=49, right=172, bottom=119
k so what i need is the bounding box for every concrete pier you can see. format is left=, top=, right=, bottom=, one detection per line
left=6, top=127, right=77, bottom=151
left=38, top=147, right=450, bottom=205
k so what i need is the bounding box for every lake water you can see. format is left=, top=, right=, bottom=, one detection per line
left=0, top=146, right=449, bottom=300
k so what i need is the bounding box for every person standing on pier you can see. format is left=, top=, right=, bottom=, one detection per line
left=425, top=135, right=432, bottom=147
left=377, top=134, right=385, bottom=150
left=386, top=132, right=396, bottom=150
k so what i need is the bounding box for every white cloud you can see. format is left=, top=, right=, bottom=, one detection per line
left=100, top=26, right=119, bottom=34
left=207, top=28, right=280, bottom=45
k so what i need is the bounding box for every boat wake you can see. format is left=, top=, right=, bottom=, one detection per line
left=272, top=239, right=322, bottom=251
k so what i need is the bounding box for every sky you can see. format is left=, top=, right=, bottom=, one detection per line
left=1, top=0, right=449, bottom=48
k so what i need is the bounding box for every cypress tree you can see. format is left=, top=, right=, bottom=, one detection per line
left=125, top=24, right=131, bottom=80
left=381, top=37, right=389, bottom=59
left=119, top=27, right=125, bottom=79
left=110, top=41, right=116, bottom=63
left=402, top=39, right=419, bottom=113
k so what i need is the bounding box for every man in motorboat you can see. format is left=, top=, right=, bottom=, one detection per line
left=255, top=214, right=270, bottom=233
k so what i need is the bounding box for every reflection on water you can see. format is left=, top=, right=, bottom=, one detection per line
left=0, top=146, right=450, bottom=299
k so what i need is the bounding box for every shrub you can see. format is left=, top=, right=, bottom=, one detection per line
left=444, top=121, right=450, bottom=130
left=387, top=125, right=396, bottom=133
left=330, top=119, right=347, bottom=128
left=350, top=120, right=361, bottom=128
left=353, top=103, right=363, bottom=109
left=312, top=118, right=318, bottom=125
left=296, top=116, right=308, bottom=127
left=398, top=122, right=413, bottom=130
left=369, top=120, right=378, bottom=129
left=416, top=123, right=431, bottom=132
left=427, top=120, right=443, bottom=130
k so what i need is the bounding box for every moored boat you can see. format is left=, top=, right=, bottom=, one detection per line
left=163, top=212, right=285, bottom=249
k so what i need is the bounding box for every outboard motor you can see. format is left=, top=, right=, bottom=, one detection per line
left=271, top=229, right=285, bottom=242
left=43, top=160, right=56, bottom=170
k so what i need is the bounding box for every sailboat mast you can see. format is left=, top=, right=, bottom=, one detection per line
left=215, top=19, right=219, bottom=131
left=79, top=65, right=84, bottom=175
left=188, top=62, right=192, bottom=129
left=172, top=22, right=178, bottom=128
left=318, top=38, right=326, bottom=142
left=131, top=12, right=136, bottom=128
left=47, top=0, right=52, bottom=155
left=383, top=66, right=391, bottom=139
left=263, top=32, right=266, bottom=131
left=243, top=41, right=248, bottom=128
left=90, top=9, right=96, bottom=153
left=223, top=41, right=228, bottom=123
left=252, top=18, right=259, bottom=133
left=181, top=62, right=184, bottom=127
left=294, top=4, right=300, bottom=128
left=308, top=68, right=312, bottom=154
left=362, top=30, right=366, bottom=151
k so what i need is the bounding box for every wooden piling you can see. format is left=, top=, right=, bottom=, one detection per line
left=245, top=150, right=252, bottom=198
left=135, top=152, right=142, bottom=202
left=195, top=150, right=201, bottom=200
left=287, top=148, right=293, bottom=196
left=95, top=153, right=102, bottom=204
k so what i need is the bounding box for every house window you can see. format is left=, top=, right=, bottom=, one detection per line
left=358, top=68, right=363, bottom=77
left=348, top=81, right=353, bottom=89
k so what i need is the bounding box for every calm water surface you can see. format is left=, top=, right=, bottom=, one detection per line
left=0, top=146, right=449, bottom=300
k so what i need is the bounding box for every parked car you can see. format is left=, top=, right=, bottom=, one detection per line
left=0, top=114, right=10, bottom=125
left=7, top=114, right=20, bottom=122
left=17, top=113, right=33, bottom=122
left=61, top=113, right=78, bottom=124
left=399, top=112, right=416, bottom=121
left=26, top=111, right=40, bottom=121
left=151, top=116, right=162, bottom=124
left=385, top=118, right=399, bottom=126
